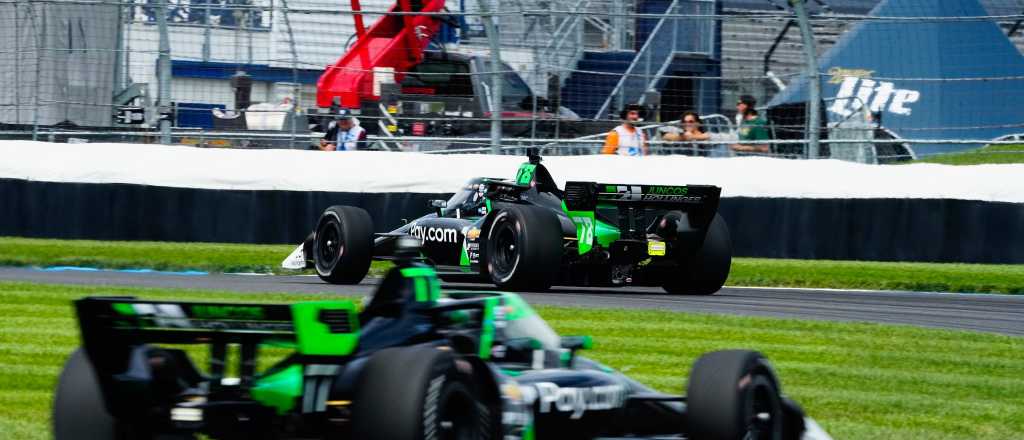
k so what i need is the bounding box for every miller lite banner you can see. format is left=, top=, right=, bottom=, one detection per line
left=767, top=0, right=1024, bottom=155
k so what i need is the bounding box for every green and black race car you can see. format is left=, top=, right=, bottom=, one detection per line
left=55, top=244, right=829, bottom=440
left=283, top=151, right=732, bottom=294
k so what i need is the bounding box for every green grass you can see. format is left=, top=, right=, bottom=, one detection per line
left=3, top=236, right=1022, bottom=294
left=0, top=236, right=391, bottom=276
left=912, top=144, right=1024, bottom=165
left=730, top=258, right=1024, bottom=294
left=1, top=281, right=1021, bottom=440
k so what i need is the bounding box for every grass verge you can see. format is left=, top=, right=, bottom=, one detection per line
left=3, top=236, right=1023, bottom=294
left=912, top=144, right=1024, bottom=165
left=0, top=236, right=391, bottom=277
left=0, top=281, right=1021, bottom=440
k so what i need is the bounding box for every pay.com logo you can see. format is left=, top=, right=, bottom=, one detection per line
left=828, top=72, right=920, bottom=118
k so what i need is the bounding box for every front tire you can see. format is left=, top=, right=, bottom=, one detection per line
left=351, top=346, right=495, bottom=440
left=686, top=350, right=784, bottom=440
left=314, top=205, right=374, bottom=284
left=484, top=205, right=563, bottom=290
left=663, top=213, right=732, bottom=295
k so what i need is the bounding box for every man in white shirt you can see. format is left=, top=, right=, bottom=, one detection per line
left=602, top=104, right=648, bottom=156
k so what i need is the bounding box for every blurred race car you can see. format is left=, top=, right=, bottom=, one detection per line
left=283, top=151, right=732, bottom=294
left=54, top=243, right=830, bottom=440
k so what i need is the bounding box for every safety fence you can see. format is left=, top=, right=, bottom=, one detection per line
left=2, top=0, right=1024, bottom=163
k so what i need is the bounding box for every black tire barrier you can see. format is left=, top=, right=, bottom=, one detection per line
left=2, top=178, right=1022, bottom=263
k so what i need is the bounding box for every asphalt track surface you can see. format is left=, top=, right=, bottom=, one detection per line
left=2, top=267, right=1022, bottom=336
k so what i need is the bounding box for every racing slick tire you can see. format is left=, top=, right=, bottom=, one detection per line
left=662, top=213, right=732, bottom=295
left=314, top=205, right=373, bottom=284
left=686, top=350, right=784, bottom=440
left=483, top=204, right=563, bottom=290
left=53, top=349, right=142, bottom=440
left=351, top=346, right=496, bottom=440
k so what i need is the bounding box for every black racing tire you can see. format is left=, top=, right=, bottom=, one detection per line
left=686, top=350, right=784, bottom=440
left=483, top=205, right=563, bottom=290
left=53, top=349, right=131, bottom=440
left=314, top=205, right=374, bottom=284
left=663, top=213, right=732, bottom=295
left=351, top=346, right=495, bottom=440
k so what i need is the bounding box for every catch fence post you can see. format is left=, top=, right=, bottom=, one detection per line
left=792, top=0, right=821, bottom=158
left=157, top=0, right=172, bottom=145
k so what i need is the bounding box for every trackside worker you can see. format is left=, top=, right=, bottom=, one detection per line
left=602, top=104, right=648, bottom=156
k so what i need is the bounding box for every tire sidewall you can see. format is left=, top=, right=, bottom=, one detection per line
left=663, top=213, right=732, bottom=295
left=352, top=347, right=493, bottom=440
left=315, top=210, right=344, bottom=277
left=312, top=205, right=374, bottom=284
left=686, top=350, right=783, bottom=440
left=483, top=205, right=562, bottom=290
left=486, top=210, right=522, bottom=285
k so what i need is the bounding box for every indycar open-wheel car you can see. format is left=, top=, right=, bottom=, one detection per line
left=284, top=151, right=733, bottom=294
left=55, top=243, right=827, bottom=440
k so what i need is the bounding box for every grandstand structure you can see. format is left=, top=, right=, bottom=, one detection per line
left=2, top=0, right=1024, bottom=156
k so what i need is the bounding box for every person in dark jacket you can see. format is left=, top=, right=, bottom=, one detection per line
left=320, top=113, right=367, bottom=151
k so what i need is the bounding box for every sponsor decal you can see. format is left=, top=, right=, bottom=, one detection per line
left=827, top=67, right=874, bottom=84
left=599, top=185, right=703, bottom=203
left=648, top=186, right=688, bottom=196
left=410, top=224, right=459, bottom=244
left=828, top=69, right=920, bottom=117
left=190, top=305, right=264, bottom=320
left=647, top=241, right=666, bottom=256
left=521, top=382, right=627, bottom=419
left=114, top=303, right=292, bottom=332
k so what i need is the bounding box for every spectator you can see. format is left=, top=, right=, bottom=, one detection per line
left=731, top=108, right=771, bottom=154
left=320, top=113, right=367, bottom=151
left=602, top=104, right=648, bottom=156
left=660, top=111, right=713, bottom=156
left=734, top=95, right=756, bottom=128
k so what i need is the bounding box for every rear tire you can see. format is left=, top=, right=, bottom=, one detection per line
left=483, top=205, right=563, bottom=290
left=53, top=349, right=128, bottom=440
left=314, top=205, right=374, bottom=284
left=686, top=350, right=784, bottom=440
left=663, top=213, right=732, bottom=295
left=351, top=346, right=495, bottom=440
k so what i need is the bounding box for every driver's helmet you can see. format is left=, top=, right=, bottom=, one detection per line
left=443, top=179, right=488, bottom=217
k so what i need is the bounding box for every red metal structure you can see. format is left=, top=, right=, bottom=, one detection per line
left=316, top=0, right=447, bottom=109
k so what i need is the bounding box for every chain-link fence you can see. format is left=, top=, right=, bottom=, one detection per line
left=2, top=0, right=1024, bottom=162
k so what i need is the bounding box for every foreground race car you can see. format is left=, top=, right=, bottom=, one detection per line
left=54, top=246, right=830, bottom=440
left=283, top=151, right=732, bottom=294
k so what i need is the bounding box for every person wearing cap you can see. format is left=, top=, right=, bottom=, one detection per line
left=601, top=104, right=648, bottom=156
left=319, top=112, right=367, bottom=151
left=734, top=95, right=756, bottom=128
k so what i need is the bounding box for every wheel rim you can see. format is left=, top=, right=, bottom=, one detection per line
left=742, top=375, right=782, bottom=440
left=488, top=219, right=519, bottom=283
left=437, top=386, right=478, bottom=440
left=316, top=217, right=344, bottom=272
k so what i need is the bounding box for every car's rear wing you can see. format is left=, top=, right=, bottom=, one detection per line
left=564, top=181, right=721, bottom=228
left=72, top=297, right=361, bottom=419
left=75, top=296, right=360, bottom=356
